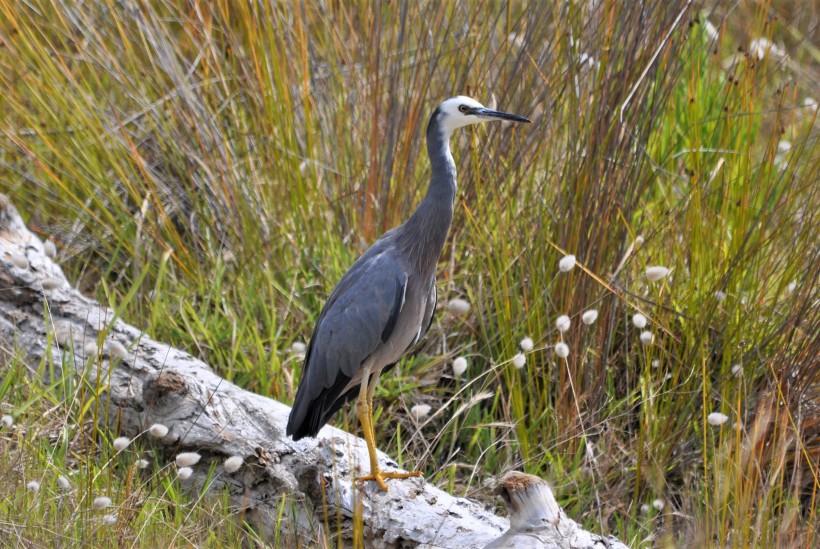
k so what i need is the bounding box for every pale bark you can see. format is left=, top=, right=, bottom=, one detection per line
left=0, top=195, right=629, bottom=548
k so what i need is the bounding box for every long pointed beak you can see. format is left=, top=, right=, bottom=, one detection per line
left=473, top=107, right=531, bottom=123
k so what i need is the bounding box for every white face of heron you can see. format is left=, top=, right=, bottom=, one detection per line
left=437, top=96, right=489, bottom=135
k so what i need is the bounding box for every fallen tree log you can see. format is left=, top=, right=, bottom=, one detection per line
left=0, top=195, right=628, bottom=549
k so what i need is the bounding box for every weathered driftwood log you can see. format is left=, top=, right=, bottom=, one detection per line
left=0, top=195, right=628, bottom=549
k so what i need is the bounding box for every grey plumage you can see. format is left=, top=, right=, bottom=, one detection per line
left=286, top=97, right=529, bottom=454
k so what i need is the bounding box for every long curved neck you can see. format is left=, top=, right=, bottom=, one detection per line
left=396, top=108, right=456, bottom=275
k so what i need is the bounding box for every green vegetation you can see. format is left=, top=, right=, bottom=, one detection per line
left=1, top=0, right=817, bottom=547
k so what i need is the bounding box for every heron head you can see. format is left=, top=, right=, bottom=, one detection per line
left=436, top=95, right=530, bottom=136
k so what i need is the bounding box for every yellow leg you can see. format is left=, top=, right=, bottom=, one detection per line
left=355, top=368, right=423, bottom=491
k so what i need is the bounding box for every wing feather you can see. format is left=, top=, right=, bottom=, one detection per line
left=286, top=250, right=409, bottom=439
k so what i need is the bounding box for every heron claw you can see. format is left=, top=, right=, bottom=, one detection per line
left=357, top=469, right=423, bottom=491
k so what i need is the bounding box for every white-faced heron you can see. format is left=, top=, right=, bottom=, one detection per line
left=286, top=96, right=530, bottom=490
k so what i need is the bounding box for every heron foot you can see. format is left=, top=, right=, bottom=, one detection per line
left=357, top=469, right=423, bottom=492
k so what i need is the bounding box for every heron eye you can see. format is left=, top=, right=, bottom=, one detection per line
left=458, top=105, right=469, bottom=113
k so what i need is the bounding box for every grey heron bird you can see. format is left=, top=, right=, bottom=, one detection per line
left=286, top=96, right=530, bottom=491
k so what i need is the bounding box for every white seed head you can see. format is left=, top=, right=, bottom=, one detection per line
left=1, top=415, right=13, bottom=428
left=512, top=353, right=526, bottom=369
left=714, top=291, right=726, bottom=302
left=703, top=20, right=718, bottom=41
left=44, top=239, right=57, bottom=258
left=632, top=313, right=647, bottom=329
left=57, top=476, right=71, bottom=491
left=640, top=503, right=650, bottom=514
left=555, top=315, right=571, bottom=332
left=106, top=340, right=129, bottom=360
left=652, top=498, right=665, bottom=511
left=112, top=437, right=130, bottom=452
left=93, top=496, right=112, bottom=509
left=581, top=310, right=598, bottom=325
left=224, top=455, right=244, bottom=473
left=750, top=37, right=781, bottom=60
left=787, top=281, right=796, bottom=294
left=447, top=298, right=471, bottom=316
left=635, top=235, right=645, bottom=245
left=27, top=480, right=40, bottom=493
left=177, top=467, right=193, bottom=480
left=137, top=459, right=150, bottom=469
left=291, top=341, right=306, bottom=355
left=707, top=412, right=729, bottom=426
left=148, top=423, right=169, bottom=438
left=9, top=253, right=29, bottom=270
left=731, top=364, right=743, bottom=378
left=645, top=266, right=670, bottom=281
left=83, top=341, right=99, bottom=358
left=102, top=514, right=117, bottom=526
left=452, top=356, right=468, bottom=376
left=175, top=452, right=201, bottom=467
left=410, top=404, right=432, bottom=420
left=804, top=97, right=818, bottom=112
left=555, top=342, right=570, bottom=358
left=558, top=254, right=576, bottom=273
left=53, top=322, right=73, bottom=345
left=639, top=331, right=654, bottom=345
left=40, top=277, right=63, bottom=290
left=651, top=359, right=660, bottom=368
left=519, top=337, right=534, bottom=352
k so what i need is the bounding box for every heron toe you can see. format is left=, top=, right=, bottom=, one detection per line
left=357, top=468, right=424, bottom=492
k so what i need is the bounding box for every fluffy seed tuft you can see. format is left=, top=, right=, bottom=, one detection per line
left=27, top=481, right=40, bottom=493
left=40, top=277, right=63, bottom=290
left=512, top=353, right=526, bottom=369
left=555, top=342, right=570, bottom=358
left=731, top=364, right=743, bottom=378
left=410, top=404, right=432, bottom=420
left=178, top=467, right=193, bottom=480
left=291, top=341, right=306, bottom=356
left=175, top=452, right=201, bottom=467
left=1, top=415, right=13, bottom=429
left=137, top=459, right=150, bottom=469
left=112, top=437, right=130, bottom=452
left=639, top=331, right=654, bottom=345
left=652, top=498, right=665, bottom=511
left=44, top=239, right=57, bottom=258
left=148, top=423, right=169, bottom=438
left=224, top=456, right=244, bottom=473
left=519, top=337, right=534, bottom=352
left=447, top=298, right=471, bottom=316
left=645, top=266, right=670, bottom=281
left=9, top=254, right=29, bottom=270
left=83, top=341, right=98, bottom=357
left=452, top=356, right=468, bottom=376
left=558, top=255, right=576, bottom=272
left=93, top=496, right=112, bottom=509
left=57, top=476, right=71, bottom=491
left=102, top=514, right=117, bottom=526
left=555, top=315, right=571, bottom=332
left=632, top=313, right=647, bottom=329
left=106, top=340, right=129, bottom=360
left=707, top=412, right=729, bottom=426
left=581, top=310, right=598, bottom=325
